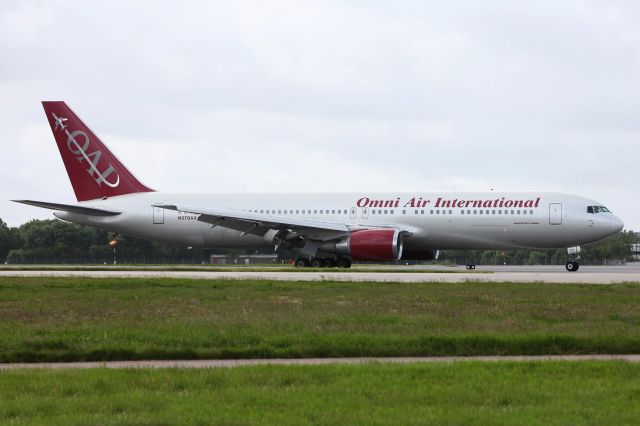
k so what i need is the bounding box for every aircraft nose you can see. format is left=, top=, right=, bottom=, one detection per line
left=611, top=214, right=624, bottom=233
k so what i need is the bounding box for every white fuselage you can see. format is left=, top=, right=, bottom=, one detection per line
left=54, top=191, right=624, bottom=252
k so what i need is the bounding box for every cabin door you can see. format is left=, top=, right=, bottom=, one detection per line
left=549, top=203, right=562, bottom=225
left=153, top=206, right=165, bottom=224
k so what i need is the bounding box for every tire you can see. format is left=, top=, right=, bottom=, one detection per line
left=325, top=258, right=337, bottom=268
left=295, top=258, right=309, bottom=268
left=310, top=258, right=324, bottom=268
left=336, top=258, right=352, bottom=268
left=565, top=261, right=579, bottom=272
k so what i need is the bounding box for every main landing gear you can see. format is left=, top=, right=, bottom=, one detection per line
left=295, top=257, right=351, bottom=268
left=465, top=264, right=476, bottom=270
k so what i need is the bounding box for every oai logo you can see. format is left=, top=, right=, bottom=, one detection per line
left=53, top=113, right=120, bottom=188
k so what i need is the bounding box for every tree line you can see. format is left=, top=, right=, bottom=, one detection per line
left=0, top=218, right=210, bottom=264
left=0, top=217, right=638, bottom=264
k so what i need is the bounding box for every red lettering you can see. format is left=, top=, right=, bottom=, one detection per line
left=357, top=197, right=369, bottom=208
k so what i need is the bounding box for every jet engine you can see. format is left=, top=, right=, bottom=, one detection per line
left=321, top=229, right=403, bottom=261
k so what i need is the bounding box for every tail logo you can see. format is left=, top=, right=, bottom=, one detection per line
left=52, top=113, right=68, bottom=131
left=52, top=113, right=120, bottom=188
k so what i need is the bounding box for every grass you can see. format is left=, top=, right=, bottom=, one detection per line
left=1, top=362, right=640, bottom=425
left=1, top=277, right=640, bottom=361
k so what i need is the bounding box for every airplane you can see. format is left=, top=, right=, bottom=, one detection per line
left=13, top=101, right=624, bottom=271
left=52, top=113, right=68, bottom=131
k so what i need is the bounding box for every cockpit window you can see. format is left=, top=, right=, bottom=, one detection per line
left=587, top=206, right=611, bottom=214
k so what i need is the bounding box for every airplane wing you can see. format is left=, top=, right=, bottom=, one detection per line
left=153, top=203, right=408, bottom=242
left=12, top=200, right=122, bottom=216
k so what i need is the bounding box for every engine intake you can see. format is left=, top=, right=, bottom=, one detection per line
left=322, top=229, right=403, bottom=261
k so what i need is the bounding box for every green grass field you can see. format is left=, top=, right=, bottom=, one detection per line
left=1, top=362, right=639, bottom=425
left=1, top=277, right=640, bottom=361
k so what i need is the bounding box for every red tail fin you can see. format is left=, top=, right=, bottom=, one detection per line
left=42, top=101, right=153, bottom=201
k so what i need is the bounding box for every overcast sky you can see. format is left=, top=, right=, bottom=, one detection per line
left=1, top=0, right=638, bottom=230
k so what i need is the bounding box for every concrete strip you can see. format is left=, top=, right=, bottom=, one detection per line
left=1, top=270, right=640, bottom=283
left=1, top=355, right=640, bottom=370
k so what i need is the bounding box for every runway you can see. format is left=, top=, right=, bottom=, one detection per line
left=1, top=265, right=640, bottom=283
left=1, top=355, right=639, bottom=370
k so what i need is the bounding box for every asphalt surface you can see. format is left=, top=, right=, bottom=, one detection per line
left=1, top=265, right=639, bottom=283
left=1, top=355, right=639, bottom=370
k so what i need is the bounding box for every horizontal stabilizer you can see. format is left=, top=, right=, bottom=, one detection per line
left=12, top=200, right=121, bottom=216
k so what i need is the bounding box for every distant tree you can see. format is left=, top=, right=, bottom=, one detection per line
left=441, top=230, right=638, bottom=265
left=0, top=219, right=10, bottom=261
left=7, top=219, right=107, bottom=260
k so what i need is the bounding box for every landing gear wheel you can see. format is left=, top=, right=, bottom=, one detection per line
left=295, top=258, right=309, bottom=268
left=565, top=261, right=579, bottom=272
left=325, top=258, right=337, bottom=268
left=336, top=258, right=352, bottom=269
left=310, top=258, right=324, bottom=268
left=466, top=264, right=476, bottom=270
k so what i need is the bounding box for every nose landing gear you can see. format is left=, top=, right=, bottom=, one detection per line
left=565, top=246, right=581, bottom=272
left=565, top=260, right=579, bottom=272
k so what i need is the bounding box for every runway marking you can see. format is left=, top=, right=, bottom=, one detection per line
left=1, top=355, right=639, bottom=370
left=1, top=270, right=640, bottom=284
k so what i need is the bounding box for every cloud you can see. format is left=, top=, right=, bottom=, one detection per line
left=1, top=0, right=638, bottom=230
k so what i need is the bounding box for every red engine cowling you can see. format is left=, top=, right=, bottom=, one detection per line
left=348, top=229, right=403, bottom=261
